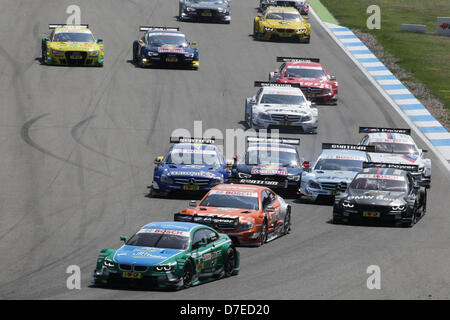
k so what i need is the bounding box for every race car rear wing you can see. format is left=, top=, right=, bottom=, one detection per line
left=49, top=24, right=89, bottom=29
left=363, top=162, right=419, bottom=172
left=140, top=26, right=180, bottom=32
left=254, top=81, right=301, bottom=88
left=174, top=213, right=239, bottom=231
left=247, top=136, right=300, bottom=145
left=170, top=137, right=215, bottom=144
left=277, top=57, right=320, bottom=63
left=322, top=143, right=375, bottom=152
left=359, top=127, right=411, bottom=135
left=228, top=178, right=289, bottom=188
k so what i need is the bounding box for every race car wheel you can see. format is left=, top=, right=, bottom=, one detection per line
left=132, top=41, right=139, bottom=63
left=418, top=189, right=427, bottom=217
left=283, top=207, right=291, bottom=235
left=182, top=261, right=194, bottom=289
left=224, top=247, right=236, bottom=277
left=259, top=220, right=268, bottom=246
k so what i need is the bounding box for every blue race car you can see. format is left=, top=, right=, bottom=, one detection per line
left=179, top=0, right=231, bottom=23
left=230, top=136, right=303, bottom=192
left=299, top=143, right=373, bottom=202
left=132, top=26, right=199, bottom=69
left=149, top=137, right=231, bottom=197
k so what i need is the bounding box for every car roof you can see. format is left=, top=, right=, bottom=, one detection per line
left=359, top=167, right=408, bottom=177
left=260, top=86, right=304, bottom=95
left=141, top=221, right=201, bottom=232
left=212, top=184, right=266, bottom=192
left=248, top=143, right=297, bottom=150
left=319, top=149, right=367, bottom=160
left=54, top=27, right=92, bottom=33
left=267, top=6, right=300, bottom=13
left=365, top=132, right=415, bottom=145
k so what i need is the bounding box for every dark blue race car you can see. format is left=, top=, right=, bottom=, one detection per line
left=132, top=26, right=199, bottom=69
left=150, top=137, right=231, bottom=197
left=179, top=0, right=231, bottom=23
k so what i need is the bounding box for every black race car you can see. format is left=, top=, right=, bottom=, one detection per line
left=230, top=136, right=303, bottom=193
left=332, top=162, right=427, bottom=227
left=132, top=26, right=199, bottom=69
left=179, top=0, right=231, bottom=23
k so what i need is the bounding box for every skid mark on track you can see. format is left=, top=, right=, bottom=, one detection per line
left=21, top=114, right=110, bottom=177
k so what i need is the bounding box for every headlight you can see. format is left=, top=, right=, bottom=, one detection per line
left=148, top=51, right=159, bottom=57
left=297, top=28, right=306, bottom=33
left=160, top=174, right=173, bottom=184
left=237, top=221, right=254, bottom=231
left=302, top=115, right=312, bottom=122
left=287, top=175, right=301, bottom=181
left=258, top=112, right=272, bottom=120
left=418, top=166, right=424, bottom=173
left=391, top=205, right=406, bottom=211
left=308, top=180, right=321, bottom=189
left=185, top=53, right=194, bottom=58
left=264, top=27, right=274, bottom=32
left=52, top=49, right=64, bottom=54
left=186, top=7, right=196, bottom=12
left=103, top=260, right=115, bottom=268
left=342, top=200, right=355, bottom=208
left=218, top=8, right=227, bottom=13
left=238, top=172, right=252, bottom=178
left=155, top=265, right=174, bottom=272
left=89, top=50, right=99, bottom=55
left=322, top=88, right=332, bottom=94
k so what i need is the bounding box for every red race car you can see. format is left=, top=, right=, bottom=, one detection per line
left=269, top=57, right=338, bottom=104
left=174, top=184, right=291, bottom=247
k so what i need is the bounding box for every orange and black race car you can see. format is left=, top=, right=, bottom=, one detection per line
left=174, top=184, right=291, bottom=246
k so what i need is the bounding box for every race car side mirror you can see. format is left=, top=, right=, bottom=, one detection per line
left=250, top=97, right=257, bottom=104
left=120, top=236, right=127, bottom=242
left=266, top=205, right=274, bottom=212
left=189, top=200, right=197, bottom=207
left=226, top=160, right=234, bottom=170
left=329, top=75, right=336, bottom=81
left=96, top=38, right=103, bottom=43
left=422, top=149, right=428, bottom=153
left=302, top=161, right=310, bottom=168
left=191, top=41, right=198, bottom=46
left=154, top=156, right=164, bottom=165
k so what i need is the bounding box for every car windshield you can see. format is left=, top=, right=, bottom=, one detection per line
left=266, top=12, right=302, bottom=21
left=126, top=231, right=189, bottom=250
left=260, top=94, right=305, bottom=105
left=200, top=193, right=260, bottom=210
left=350, top=177, right=408, bottom=192
left=314, top=159, right=363, bottom=172
left=148, top=34, right=188, bottom=47
left=285, top=68, right=326, bottom=79
left=53, top=32, right=94, bottom=43
left=370, top=142, right=419, bottom=155
left=245, top=148, right=299, bottom=166
left=166, top=148, right=221, bottom=166
left=192, top=0, right=225, bottom=3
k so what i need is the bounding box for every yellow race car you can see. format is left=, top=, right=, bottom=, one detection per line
left=41, top=24, right=104, bottom=66
left=253, top=7, right=311, bottom=43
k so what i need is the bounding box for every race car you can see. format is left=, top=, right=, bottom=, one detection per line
left=92, top=221, right=239, bottom=290
left=230, top=136, right=303, bottom=193
left=253, top=6, right=311, bottom=43
left=179, top=0, right=231, bottom=23
left=175, top=183, right=291, bottom=246
left=269, top=57, right=338, bottom=104
left=259, top=0, right=310, bottom=15
left=132, top=26, right=199, bottom=69
left=332, top=162, right=427, bottom=227
left=245, top=82, right=318, bottom=133
left=41, top=24, right=104, bottom=66
left=149, top=137, right=230, bottom=197
left=299, top=143, right=373, bottom=202
left=359, top=127, right=431, bottom=188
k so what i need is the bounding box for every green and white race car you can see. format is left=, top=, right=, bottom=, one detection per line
left=92, top=221, right=239, bottom=290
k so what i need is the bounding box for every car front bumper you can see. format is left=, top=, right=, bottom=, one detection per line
left=47, top=50, right=104, bottom=66
left=253, top=116, right=317, bottom=132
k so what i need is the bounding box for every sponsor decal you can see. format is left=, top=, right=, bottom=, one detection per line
left=357, top=174, right=405, bottom=181
left=138, top=228, right=190, bottom=237
left=210, top=190, right=259, bottom=197
left=251, top=166, right=288, bottom=175
left=248, top=146, right=296, bottom=153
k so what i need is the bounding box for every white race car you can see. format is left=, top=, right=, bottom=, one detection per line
left=359, top=127, right=431, bottom=188
left=245, top=82, right=318, bottom=133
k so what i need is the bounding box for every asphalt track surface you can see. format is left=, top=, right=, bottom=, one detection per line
left=1, top=0, right=450, bottom=300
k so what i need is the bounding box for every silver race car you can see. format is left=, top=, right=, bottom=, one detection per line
left=245, top=82, right=318, bottom=133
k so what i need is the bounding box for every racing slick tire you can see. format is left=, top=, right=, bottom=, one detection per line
left=132, top=41, right=139, bottom=64
left=224, top=247, right=237, bottom=277
left=259, top=220, right=268, bottom=246
left=418, top=189, right=427, bottom=217
left=182, top=261, right=194, bottom=289
left=283, top=207, right=291, bottom=235
left=332, top=215, right=343, bottom=225
left=41, top=44, right=47, bottom=65
left=401, top=203, right=417, bottom=228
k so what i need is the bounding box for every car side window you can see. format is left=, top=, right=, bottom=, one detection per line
left=256, top=88, right=263, bottom=102
left=206, top=229, right=219, bottom=243
left=268, top=190, right=277, bottom=204
left=361, top=135, right=369, bottom=145
left=261, top=190, right=270, bottom=209
left=192, top=228, right=209, bottom=248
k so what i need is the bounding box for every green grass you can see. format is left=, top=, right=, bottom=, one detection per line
left=319, top=0, right=450, bottom=117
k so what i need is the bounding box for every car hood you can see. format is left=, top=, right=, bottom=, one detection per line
left=146, top=44, right=191, bottom=54
left=367, top=152, right=422, bottom=165
left=164, top=164, right=223, bottom=178
left=309, top=170, right=357, bottom=183
left=346, top=189, right=406, bottom=206
left=265, top=20, right=305, bottom=29
left=278, top=78, right=329, bottom=88
left=237, top=164, right=302, bottom=176
left=49, top=42, right=101, bottom=51
left=193, top=207, right=259, bottom=220
left=259, top=105, right=312, bottom=115
left=114, top=245, right=184, bottom=266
